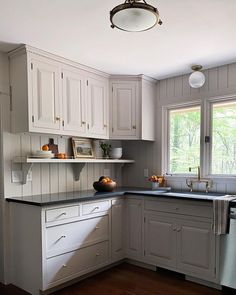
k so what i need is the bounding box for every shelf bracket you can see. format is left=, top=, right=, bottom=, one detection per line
left=73, top=163, right=86, bottom=181
left=22, top=163, right=33, bottom=185
left=115, top=163, right=125, bottom=180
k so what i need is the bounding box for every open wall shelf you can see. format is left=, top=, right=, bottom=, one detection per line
left=13, top=157, right=135, bottom=184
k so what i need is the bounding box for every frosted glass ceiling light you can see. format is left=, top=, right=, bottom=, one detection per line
left=110, top=0, right=162, bottom=32
left=189, top=65, right=205, bottom=88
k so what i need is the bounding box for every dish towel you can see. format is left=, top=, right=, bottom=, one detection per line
left=213, top=195, right=236, bottom=235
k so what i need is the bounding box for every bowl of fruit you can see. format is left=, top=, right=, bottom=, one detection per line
left=93, top=176, right=117, bottom=192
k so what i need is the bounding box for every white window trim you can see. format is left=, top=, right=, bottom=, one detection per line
left=161, top=100, right=201, bottom=176
left=205, top=93, right=236, bottom=178
left=162, top=93, right=236, bottom=181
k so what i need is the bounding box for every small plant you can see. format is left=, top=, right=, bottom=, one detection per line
left=100, top=142, right=111, bottom=158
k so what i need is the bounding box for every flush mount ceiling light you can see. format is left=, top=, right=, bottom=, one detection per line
left=110, top=0, right=162, bottom=32
left=189, top=65, right=206, bottom=89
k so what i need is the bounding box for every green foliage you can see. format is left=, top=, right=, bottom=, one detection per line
left=169, top=102, right=236, bottom=175
left=169, top=107, right=200, bottom=173
left=212, top=102, right=236, bottom=174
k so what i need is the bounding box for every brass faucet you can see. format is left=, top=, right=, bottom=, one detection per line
left=189, top=166, right=201, bottom=181
left=186, top=166, right=212, bottom=193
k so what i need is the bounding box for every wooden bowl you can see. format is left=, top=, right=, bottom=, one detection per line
left=93, top=181, right=117, bottom=192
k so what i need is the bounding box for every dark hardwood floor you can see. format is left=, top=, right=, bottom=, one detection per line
left=1, top=263, right=235, bottom=295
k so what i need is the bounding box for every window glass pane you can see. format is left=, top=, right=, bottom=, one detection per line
left=169, top=106, right=200, bottom=173
left=212, top=101, right=236, bottom=174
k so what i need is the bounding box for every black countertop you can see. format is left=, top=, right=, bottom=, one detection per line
left=6, top=187, right=228, bottom=207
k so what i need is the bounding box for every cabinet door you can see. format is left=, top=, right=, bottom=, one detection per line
left=62, top=68, right=86, bottom=135
left=87, top=76, right=108, bottom=138
left=111, top=82, right=138, bottom=139
left=176, top=219, right=215, bottom=279
left=111, top=199, right=125, bottom=262
left=126, top=199, right=142, bottom=260
left=30, top=58, right=61, bottom=130
left=144, top=213, right=176, bottom=268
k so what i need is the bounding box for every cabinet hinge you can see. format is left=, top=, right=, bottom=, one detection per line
left=62, top=120, right=65, bottom=127
left=144, top=250, right=146, bottom=256
left=112, top=127, right=114, bottom=133
left=9, top=86, right=12, bottom=111
left=32, top=115, right=34, bottom=123
left=112, top=86, right=113, bottom=92
left=214, top=267, right=216, bottom=274
left=87, top=80, right=88, bottom=86
left=144, top=217, right=146, bottom=223
left=61, top=72, right=64, bottom=79
left=31, top=62, right=33, bottom=70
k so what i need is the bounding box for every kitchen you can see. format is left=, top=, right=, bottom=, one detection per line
left=1, top=1, right=236, bottom=294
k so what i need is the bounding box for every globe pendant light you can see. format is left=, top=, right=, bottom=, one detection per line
left=189, top=65, right=205, bottom=88
left=110, top=0, right=162, bottom=32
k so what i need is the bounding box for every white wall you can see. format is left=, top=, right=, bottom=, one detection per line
left=123, top=63, right=236, bottom=194
left=0, top=52, right=10, bottom=283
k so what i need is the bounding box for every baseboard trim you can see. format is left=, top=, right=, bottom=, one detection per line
left=185, top=275, right=222, bottom=290
left=125, top=259, right=156, bottom=271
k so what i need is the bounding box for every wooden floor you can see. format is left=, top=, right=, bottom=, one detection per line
left=0, top=263, right=235, bottom=295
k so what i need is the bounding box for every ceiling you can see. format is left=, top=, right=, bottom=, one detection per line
left=0, top=0, right=236, bottom=79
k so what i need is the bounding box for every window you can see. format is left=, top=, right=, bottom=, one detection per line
left=211, top=100, right=236, bottom=175
left=164, top=96, right=236, bottom=177
left=168, top=106, right=201, bottom=174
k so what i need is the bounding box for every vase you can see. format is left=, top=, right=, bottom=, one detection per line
left=102, top=150, right=109, bottom=159
left=151, top=182, right=159, bottom=190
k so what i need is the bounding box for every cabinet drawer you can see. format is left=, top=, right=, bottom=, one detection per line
left=82, top=200, right=110, bottom=216
left=45, top=205, right=80, bottom=223
left=46, top=241, right=109, bottom=285
left=46, top=215, right=109, bottom=257
left=144, top=200, right=212, bottom=218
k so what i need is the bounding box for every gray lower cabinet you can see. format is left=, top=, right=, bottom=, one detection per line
left=144, top=210, right=216, bottom=281
left=126, top=198, right=143, bottom=260
left=144, top=213, right=176, bottom=268
left=111, top=198, right=126, bottom=262
left=176, top=218, right=215, bottom=278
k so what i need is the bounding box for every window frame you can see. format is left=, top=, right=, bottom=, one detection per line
left=205, top=94, right=236, bottom=177
left=162, top=94, right=236, bottom=179
left=162, top=100, right=201, bottom=176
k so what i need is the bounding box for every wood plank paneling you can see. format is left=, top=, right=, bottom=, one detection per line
left=122, top=62, right=236, bottom=194
left=3, top=132, right=119, bottom=197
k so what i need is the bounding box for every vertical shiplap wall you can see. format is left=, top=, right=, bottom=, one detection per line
left=3, top=132, right=120, bottom=198
left=123, top=63, right=236, bottom=193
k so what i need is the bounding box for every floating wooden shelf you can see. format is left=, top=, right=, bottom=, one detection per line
left=13, top=157, right=135, bottom=184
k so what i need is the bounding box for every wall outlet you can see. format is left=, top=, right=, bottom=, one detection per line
left=103, top=168, right=110, bottom=177
left=144, top=168, right=149, bottom=178
left=11, top=170, right=22, bottom=183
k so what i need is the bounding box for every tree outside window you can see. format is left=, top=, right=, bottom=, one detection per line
left=169, top=106, right=200, bottom=174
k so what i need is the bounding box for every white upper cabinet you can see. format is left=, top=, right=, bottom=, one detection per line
left=110, top=76, right=157, bottom=141
left=9, top=45, right=109, bottom=139
left=112, top=82, right=138, bottom=138
left=87, top=76, right=109, bottom=138
left=31, top=57, right=61, bottom=131
left=61, top=67, right=86, bottom=135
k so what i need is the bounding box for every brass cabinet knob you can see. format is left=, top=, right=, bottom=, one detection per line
left=132, top=125, right=136, bottom=129
left=55, top=116, right=60, bottom=121
left=104, top=124, right=107, bottom=128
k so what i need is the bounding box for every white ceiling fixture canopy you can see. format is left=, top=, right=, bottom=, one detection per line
left=110, top=0, right=162, bottom=32
left=189, top=65, right=205, bottom=88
